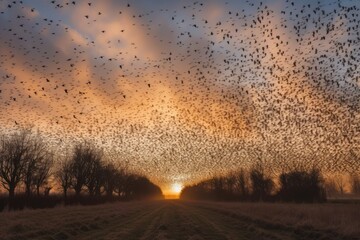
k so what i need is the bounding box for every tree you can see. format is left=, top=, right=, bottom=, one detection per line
left=0, top=130, right=32, bottom=199
left=84, top=150, right=103, bottom=196
left=278, top=169, right=326, bottom=202
left=70, top=143, right=102, bottom=196
left=210, top=177, right=225, bottom=200
left=113, top=168, right=127, bottom=197
left=126, top=175, right=163, bottom=200
left=350, top=173, right=360, bottom=194
left=33, top=152, right=53, bottom=196
left=23, top=133, right=51, bottom=197
left=325, top=178, right=339, bottom=197
left=56, top=158, right=72, bottom=199
left=103, top=163, right=118, bottom=197
left=250, top=164, right=274, bottom=201
left=70, top=144, right=89, bottom=196
left=123, top=174, right=137, bottom=198
left=335, top=175, right=346, bottom=195
left=23, top=155, right=37, bottom=197
left=325, top=174, right=346, bottom=197
left=225, top=173, right=236, bottom=196
left=234, top=168, right=249, bottom=200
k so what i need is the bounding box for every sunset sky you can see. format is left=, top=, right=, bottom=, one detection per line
left=0, top=0, right=359, bottom=195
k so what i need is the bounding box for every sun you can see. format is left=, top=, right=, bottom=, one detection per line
left=171, top=183, right=183, bottom=194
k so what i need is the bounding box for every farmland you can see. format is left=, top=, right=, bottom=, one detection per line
left=0, top=200, right=359, bottom=240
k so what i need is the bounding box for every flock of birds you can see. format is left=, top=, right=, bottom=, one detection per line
left=0, top=0, right=359, bottom=190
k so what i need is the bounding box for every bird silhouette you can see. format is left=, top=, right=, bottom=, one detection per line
left=0, top=0, right=359, bottom=187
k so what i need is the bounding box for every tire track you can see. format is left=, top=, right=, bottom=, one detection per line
left=78, top=202, right=166, bottom=240
left=1, top=201, right=355, bottom=240
left=184, top=201, right=352, bottom=240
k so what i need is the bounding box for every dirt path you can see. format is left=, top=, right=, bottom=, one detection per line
left=0, top=200, right=354, bottom=240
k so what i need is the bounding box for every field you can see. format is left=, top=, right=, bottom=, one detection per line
left=0, top=200, right=359, bottom=240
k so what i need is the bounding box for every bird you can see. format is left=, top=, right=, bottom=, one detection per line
left=0, top=0, right=358, bottom=187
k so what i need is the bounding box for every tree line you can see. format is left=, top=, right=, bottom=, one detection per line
left=181, top=165, right=360, bottom=203
left=180, top=163, right=337, bottom=203
left=0, top=129, right=163, bottom=211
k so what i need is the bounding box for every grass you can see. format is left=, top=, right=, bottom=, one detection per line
left=192, top=201, right=360, bottom=238
left=0, top=200, right=359, bottom=239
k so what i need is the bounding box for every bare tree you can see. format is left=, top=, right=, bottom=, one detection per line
left=23, top=133, right=51, bottom=197
left=250, top=162, right=274, bottom=201
left=225, top=172, right=236, bottom=195
left=278, top=168, right=326, bottom=202
left=325, top=178, right=339, bottom=197
left=0, top=130, right=32, bottom=199
left=84, top=150, right=103, bottom=196
left=113, top=168, right=127, bottom=197
left=23, top=155, right=37, bottom=197
left=335, top=174, right=346, bottom=195
left=33, top=152, right=53, bottom=196
left=234, top=168, right=249, bottom=199
left=325, top=175, right=346, bottom=197
left=70, top=143, right=102, bottom=196
left=56, top=158, right=72, bottom=199
left=350, top=173, right=360, bottom=194
left=103, top=163, right=118, bottom=197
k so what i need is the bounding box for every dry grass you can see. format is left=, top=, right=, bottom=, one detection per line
left=193, top=201, right=360, bottom=237
left=0, top=200, right=359, bottom=239
left=0, top=201, right=156, bottom=239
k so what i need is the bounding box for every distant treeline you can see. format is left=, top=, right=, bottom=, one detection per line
left=0, top=129, right=163, bottom=211
left=181, top=165, right=360, bottom=203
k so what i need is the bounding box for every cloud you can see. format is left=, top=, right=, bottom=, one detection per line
left=0, top=0, right=359, bottom=189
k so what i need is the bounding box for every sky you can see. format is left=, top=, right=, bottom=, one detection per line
left=0, top=0, right=359, bottom=195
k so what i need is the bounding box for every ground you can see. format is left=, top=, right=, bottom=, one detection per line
left=0, top=200, right=358, bottom=240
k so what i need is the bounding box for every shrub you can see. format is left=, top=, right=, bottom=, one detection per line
left=277, top=169, right=326, bottom=203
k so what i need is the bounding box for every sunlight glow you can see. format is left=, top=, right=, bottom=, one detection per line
left=171, top=183, right=183, bottom=194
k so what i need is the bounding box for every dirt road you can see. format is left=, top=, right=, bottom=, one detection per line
left=0, top=200, right=355, bottom=240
